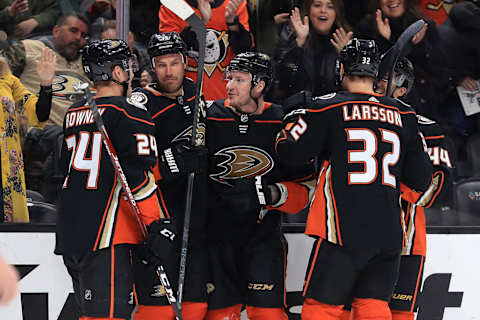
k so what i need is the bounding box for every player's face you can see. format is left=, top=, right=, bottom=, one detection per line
left=153, top=53, right=185, bottom=94
left=309, top=0, right=336, bottom=35
left=53, top=16, right=88, bottom=61
left=379, top=0, right=405, bottom=18
left=225, top=70, right=256, bottom=113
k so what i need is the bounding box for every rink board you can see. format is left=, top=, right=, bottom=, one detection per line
left=0, top=225, right=477, bottom=320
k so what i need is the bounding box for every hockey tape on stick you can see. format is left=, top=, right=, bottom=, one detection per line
left=378, top=19, right=425, bottom=96
left=160, top=0, right=207, bottom=310
left=74, top=82, right=184, bottom=320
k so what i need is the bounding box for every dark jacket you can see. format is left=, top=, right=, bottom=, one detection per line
left=271, top=23, right=340, bottom=104
left=356, top=14, right=448, bottom=121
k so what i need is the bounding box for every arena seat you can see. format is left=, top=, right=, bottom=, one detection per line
left=455, top=178, right=480, bottom=225
left=425, top=206, right=458, bottom=226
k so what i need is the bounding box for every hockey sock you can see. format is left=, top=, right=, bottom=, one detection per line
left=340, top=309, right=352, bottom=320
left=133, top=305, right=174, bottom=320
left=301, top=298, right=344, bottom=320
left=205, top=304, right=242, bottom=320
left=391, top=310, right=414, bottom=320
left=79, top=318, right=125, bottom=320
left=351, top=298, right=391, bottom=320
left=245, top=305, right=288, bottom=320
left=182, top=302, right=208, bottom=320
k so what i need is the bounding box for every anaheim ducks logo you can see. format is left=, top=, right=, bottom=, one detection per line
left=172, top=123, right=206, bottom=146
left=210, top=146, right=274, bottom=184
left=52, top=73, right=92, bottom=101
left=188, top=29, right=229, bottom=78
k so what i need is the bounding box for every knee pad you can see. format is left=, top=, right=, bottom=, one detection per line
left=391, top=310, right=414, bottom=320
left=340, top=309, right=352, bottom=320
left=133, top=305, right=174, bottom=320
left=352, top=298, right=391, bottom=320
left=245, top=305, right=288, bottom=320
left=182, top=302, right=208, bottom=320
left=205, top=304, right=242, bottom=320
left=301, top=298, right=344, bottom=320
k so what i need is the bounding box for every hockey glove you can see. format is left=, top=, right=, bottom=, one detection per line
left=219, top=176, right=276, bottom=221
left=158, top=142, right=208, bottom=181
left=137, top=219, right=177, bottom=265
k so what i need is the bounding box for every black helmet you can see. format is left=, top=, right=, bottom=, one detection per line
left=339, top=38, right=380, bottom=79
left=393, top=57, right=415, bottom=95
left=225, top=52, right=273, bottom=91
left=82, top=39, right=132, bottom=82
left=147, top=32, right=186, bottom=66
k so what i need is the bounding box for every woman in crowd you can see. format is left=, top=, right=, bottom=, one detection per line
left=356, top=0, right=447, bottom=121
left=0, top=47, right=55, bottom=222
left=271, top=0, right=353, bottom=102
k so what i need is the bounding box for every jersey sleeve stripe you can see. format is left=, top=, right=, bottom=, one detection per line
left=424, top=135, right=445, bottom=140
left=133, top=172, right=158, bottom=201
left=207, top=117, right=235, bottom=122
left=96, top=178, right=122, bottom=251
left=152, top=103, right=177, bottom=119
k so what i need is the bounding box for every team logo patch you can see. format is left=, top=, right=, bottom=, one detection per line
left=127, top=96, right=147, bottom=111
left=284, top=108, right=306, bottom=120
left=210, top=146, right=274, bottom=184
left=206, top=283, right=215, bottom=294
left=172, top=123, right=206, bottom=146
left=130, top=92, right=148, bottom=105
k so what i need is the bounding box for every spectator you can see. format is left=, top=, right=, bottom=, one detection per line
left=0, top=47, right=55, bottom=222
left=99, top=20, right=150, bottom=89
left=159, top=0, right=253, bottom=100
left=436, top=0, right=480, bottom=160
left=0, top=0, right=60, bottom=39
left=0, top=256, right=19, bottom=305
left=5, top=13, right=90, bottom=127
left=356, top=0, right=447, bottom=122
left=246, top=0, right=293, bottom=57
left=139, top=67, right=153, bottom=88
left=271, top=0, right=352, bottom=102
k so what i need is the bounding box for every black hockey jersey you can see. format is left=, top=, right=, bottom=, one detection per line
left=55, top=96, right=162, bottom=258
left=207, top=99, right=313, bottom=242
left=400, top=114, right=455, bottom=256
left=275, top=91, right=433, bottom=250
left=131, top=78, right=207, bottom=243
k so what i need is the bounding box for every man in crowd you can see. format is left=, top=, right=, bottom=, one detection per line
left=55, top=39, right=175, bottom=320
left=275, top=39, right=433, bottom=320
left=130, top=31, right=209, bottom=320
left=159, top=0, right=253, bottom=100
left=206, top=51, right=314, bottom=320
left=5, top=13, right=90, bottom=126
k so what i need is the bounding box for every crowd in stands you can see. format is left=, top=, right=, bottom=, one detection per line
left=0, top=0, right=479, bottom=223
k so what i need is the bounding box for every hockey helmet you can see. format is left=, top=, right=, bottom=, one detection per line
left=339, top=38, right=380, bottom=79
left=393, top=57, right=415, bottom=95
left=82, top=39, right=132, bottom=82
left=225, top=52, right=273, bottom=91
left=147, top=32, right=186, bottom=66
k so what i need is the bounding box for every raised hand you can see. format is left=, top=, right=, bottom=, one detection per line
left=8, top=0, right=29, bottom=17
left=35, top=47, right=56, bottom=86
left=197, top=0, right=212, bottom=24
left=411, top=23, right=427, bottom=45
left=225, top=0, right=243, bottom=24
left=331, top=27, right=353, bottom=53
left=274, top=12, right=290, bottom=25
left=290, top=7, right=309, bottom=48
left=376, top=9, right=391, bottom=40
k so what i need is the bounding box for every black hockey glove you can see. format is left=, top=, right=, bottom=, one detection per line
left=219, top=176, right=276, bottom=221
left=137, top=219, right=177, bottom=265
left=158, top=142, right=207, bottom=181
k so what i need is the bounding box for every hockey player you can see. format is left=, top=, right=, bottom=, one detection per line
left=55, top=39, right=176, bottom=320
left=376, top=57, right=455, bottom=320
left=130, top=32, right=208, bottom=320
left=205, top=52, right=314, bottom=320
left=275, top=39, right=433, bottom=320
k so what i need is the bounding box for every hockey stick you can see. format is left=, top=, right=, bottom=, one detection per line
left=73, top=82, right=184, bottom=320
left=378, top=19, right=425, bottom=96
left=160, top=0, right=207, bottom=310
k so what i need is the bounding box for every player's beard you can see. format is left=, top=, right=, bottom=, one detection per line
left=158, top=76, right=183, bottom=94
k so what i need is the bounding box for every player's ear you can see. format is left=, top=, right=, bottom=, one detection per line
left=394, top=87, right=407, bottom=99
left=251, top=80, right=265, bottom=99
